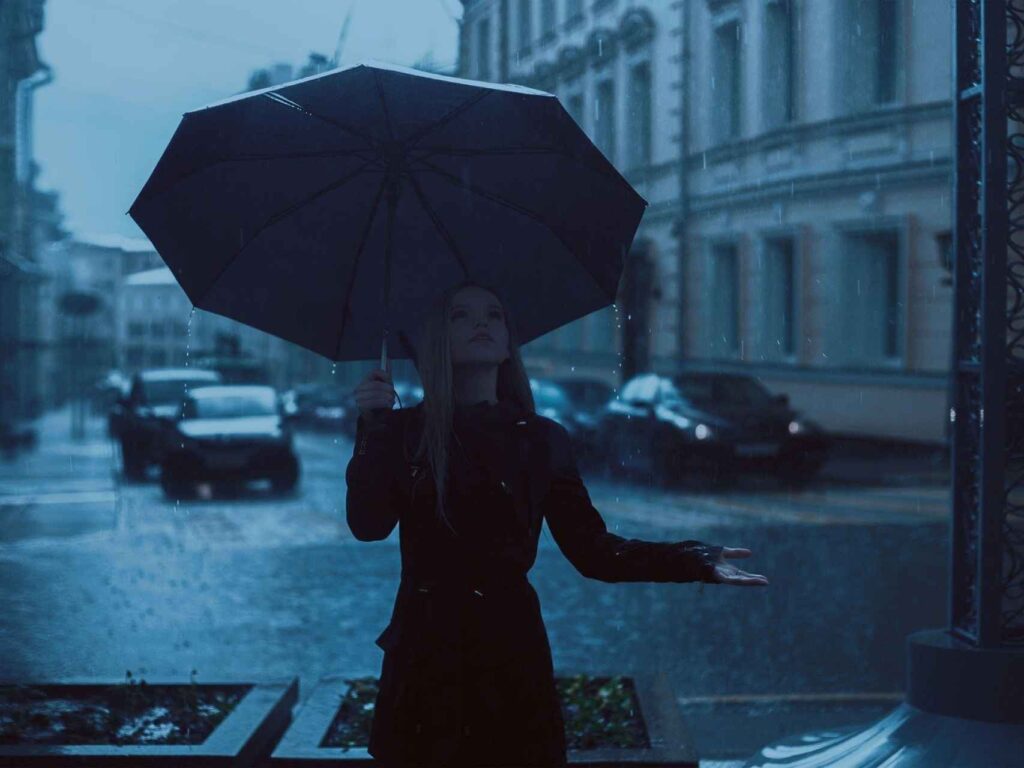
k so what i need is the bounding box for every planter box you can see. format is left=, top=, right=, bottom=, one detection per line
left=271, top=671, right=699, bottom=766
left=0, top=675, right=298, bottom=767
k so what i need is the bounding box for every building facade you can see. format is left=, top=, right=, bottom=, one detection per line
left=0, top=0, right=50, bottom=427
left=683, top=0, right=952, bottom=442
left=459, top=0, right=953, bottom=444
left=36, top=236, right=164, bottom=408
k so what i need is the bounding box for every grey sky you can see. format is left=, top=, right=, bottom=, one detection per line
left=34, top=0, right=462, bottom=240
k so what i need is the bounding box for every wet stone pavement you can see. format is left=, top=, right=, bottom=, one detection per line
left=0, top=407, right=951, bottom=761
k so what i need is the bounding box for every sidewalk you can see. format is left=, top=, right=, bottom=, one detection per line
left=819, top=434, right=949, bottom=488
left=0, top=406, right=115, bottom=481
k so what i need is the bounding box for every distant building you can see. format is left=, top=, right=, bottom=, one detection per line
left=0, top=0, right=51, bottom=427
left=36, top=236, right=163, bottom=407
left=459, top=0, right=953, bottom=444
left=116, top=266, right=298, bottom=390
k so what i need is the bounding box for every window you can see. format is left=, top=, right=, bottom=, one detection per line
left=936, top=231, right=953, bottom=287
left=838, top=0, right=901, bottom=113
left=764, top=0, right=795, bottom=128
left=713, top=21, right=742, bottom=140
left=627, top=62, right=652, bottom=168
left=837, top=231, right=901, bottom=364
left=477, top=18, right=492, bottom=79
left=566, top=0, right=584, bottom=22
left=128, top=322, right=145, bottom=338
left=541, top=0, right=556, bottom=37
left=595, top=78, right=616, bottom=162
left=518, top=0, right=533, bottom=55
left=567, top=92, right=584, bottom=128
left=762, top=237, right=796, bottom=359
left=709, top=243, right=740, bottom=357
left=150, top=320, right=165, bottom=339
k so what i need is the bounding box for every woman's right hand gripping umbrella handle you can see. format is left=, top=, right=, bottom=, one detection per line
left=346, top=366, right=401, bottom=541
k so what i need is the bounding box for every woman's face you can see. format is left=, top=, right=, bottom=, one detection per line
left=448, top=286, right=510, bottom=366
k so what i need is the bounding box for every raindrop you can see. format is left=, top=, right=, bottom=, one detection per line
left=598, top=38, right=603, bottom=56
left=702, top=152, right=707, bottom=169
left=331, top=363, right=337, bottom=376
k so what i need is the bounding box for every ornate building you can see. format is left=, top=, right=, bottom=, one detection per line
left=458, top=0, right=672, bottom=386
left=683, top=0, right=952, bottom=442
left=459, top=0, right=954, bottom=444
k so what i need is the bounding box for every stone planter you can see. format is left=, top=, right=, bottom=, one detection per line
left=271, top=671, right=699, bottom=766
left=0, top=675, right=298, bottom=767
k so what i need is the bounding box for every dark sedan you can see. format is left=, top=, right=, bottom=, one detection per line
left=160, top=385, right=300, bottom=497
left=111, top=368, right=223, bottom=480
left=597, top=371, right=830, bottom=486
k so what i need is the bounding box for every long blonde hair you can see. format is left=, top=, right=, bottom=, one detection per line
left=408, top=279, right=535, bottom=535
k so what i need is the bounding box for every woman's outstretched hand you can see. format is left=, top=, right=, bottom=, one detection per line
left=708, top=547, right=769, bottom=586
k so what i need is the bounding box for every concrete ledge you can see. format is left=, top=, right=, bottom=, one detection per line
left=0, top=676, right=298, bottom=767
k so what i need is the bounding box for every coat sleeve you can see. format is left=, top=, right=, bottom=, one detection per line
left=542, top=421, right=723, bottom=583
left=344, top=410, right=405, bottom=541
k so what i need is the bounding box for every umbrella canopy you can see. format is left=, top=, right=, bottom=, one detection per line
left=129, top=60, right=647, bottom=367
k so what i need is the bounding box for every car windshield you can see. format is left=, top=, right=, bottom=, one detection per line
left=671, top=376, right=774, bottom=407
left=141, top=378, right=217, bottom=405
left=188, top=391, right=278, bottom=419
left=532, top=383, right=571, bottom=411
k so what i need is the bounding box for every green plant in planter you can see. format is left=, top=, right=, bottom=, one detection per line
left=556, top=674, right=648, bottom=750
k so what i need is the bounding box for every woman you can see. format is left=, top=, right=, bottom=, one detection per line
left=345, top=279, right=769, bottom=767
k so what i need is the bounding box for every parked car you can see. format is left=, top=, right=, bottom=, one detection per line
left=111, top=368, right=223, bottom=479
left=529, top=378, right=604, bottom=466
left=160, top=384, right=300, bottom=497
left=597, top=371, right=830, bottom=486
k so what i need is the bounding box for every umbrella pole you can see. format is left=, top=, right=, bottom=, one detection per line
left=379, top=181, right=399, bottom=379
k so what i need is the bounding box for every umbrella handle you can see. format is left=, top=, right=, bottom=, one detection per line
left=380, top=330, right=390, bottom=378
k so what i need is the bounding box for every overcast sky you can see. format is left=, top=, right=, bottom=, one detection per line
left=34, top=0, right=462, bottom=241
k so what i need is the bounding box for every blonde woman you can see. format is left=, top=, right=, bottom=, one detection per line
left=346, top=279, right=769, bottom=767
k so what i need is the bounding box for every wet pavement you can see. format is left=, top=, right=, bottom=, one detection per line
left=0, top=406, right=951, bottom=761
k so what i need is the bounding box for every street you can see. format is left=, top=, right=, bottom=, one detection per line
left=0, top=407, right=951, bottom=761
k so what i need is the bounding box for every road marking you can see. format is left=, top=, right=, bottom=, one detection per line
left=676, top=691, right=904, bottom=706
left=0, top=491, right=117, bottom=506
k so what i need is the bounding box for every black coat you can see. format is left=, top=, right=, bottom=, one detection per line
left=345, top=398, right=722, bottom=767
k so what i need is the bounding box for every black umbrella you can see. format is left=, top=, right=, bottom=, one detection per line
left=129, top=61, right=647, bottom=370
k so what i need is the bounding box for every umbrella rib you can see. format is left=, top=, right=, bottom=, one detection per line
left=403, top=90, right=492, bottom=149
left=335, top=175, right=389, bottom=360
left=263, top=91, right=380, bottom=149
left=405, top=172, right=472, bottom=278
left=196, top=156, right=381, bottom=306
left=134, top=149, right=378, bottom=205
left=372, top=69, right=396, bottom=142
left=410, top=145, right=629, bottom=187
left=412, top=158, right=613, bottom=299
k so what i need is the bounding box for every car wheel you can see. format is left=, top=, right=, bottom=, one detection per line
left=121, top=437, right=146, bottom=480
left=161, top=459, right=196, bottom=499
left=775, top=450, right=826, bottom=487
left=270, top=455, right=300, bottom=494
